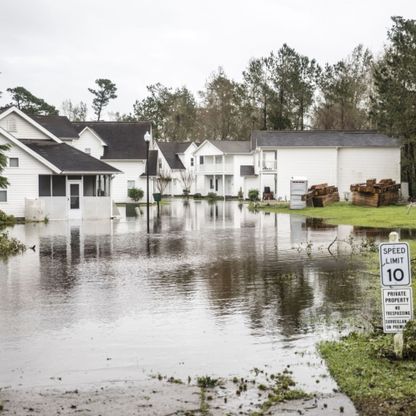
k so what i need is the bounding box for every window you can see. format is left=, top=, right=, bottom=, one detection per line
left=7, top=117, right=17, bottom=133
left=190, top=158, right=194, bottom=167
left=9, top=158, right=19, bottom=167
left=210, top=178, right=213, bottom=189
left=0, top=190, right=6, bottom=202
left=199, top=156, right=204, bottom=165
left=52, top=176, right=66, bottom=196
left=215, top=179, right=219, bottom=191
left=84, top=148, right=91, bottom=155
left=39, top=175, right=51, bottom=196
left=127, top=180, right=135, bottom=196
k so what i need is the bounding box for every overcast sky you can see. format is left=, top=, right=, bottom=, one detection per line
left=1, top=0, right=415, bottom=119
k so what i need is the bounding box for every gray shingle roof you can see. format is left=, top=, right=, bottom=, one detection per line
left=208, top=140, right=251, bottom=153
left=21, top=140, right=121, bottom=173
left=141, top=150, right=158, bottom=177
left=251, top=130, right=401, bottom=148
left=240, top=165, right=256, bottom=176
left=31, top=115, right=80, bottom=140
left=157, top=141, right=192, bottom=169
left=73, top=121, right=152, bottom=159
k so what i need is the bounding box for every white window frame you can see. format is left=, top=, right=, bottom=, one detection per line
left=7, top=117, right=17, bottom=133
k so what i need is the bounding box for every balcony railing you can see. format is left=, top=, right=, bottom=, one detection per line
left=197, top=163, right=233, bottom=174
left=261, top=160, right=277, bottom=171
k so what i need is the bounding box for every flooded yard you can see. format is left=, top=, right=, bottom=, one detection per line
left=0, top=200, right=395, bottom=413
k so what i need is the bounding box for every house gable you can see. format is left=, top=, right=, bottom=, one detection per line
left=71, top=127, right=106, bottom=159
left=193, top=140, right=224, bottom=157
left=0, top=107, right=62, bottom=142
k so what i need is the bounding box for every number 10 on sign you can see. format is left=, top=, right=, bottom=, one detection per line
left=379, top=242, right=411, bottom=287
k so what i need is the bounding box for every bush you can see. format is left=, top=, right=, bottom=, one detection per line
left=0, top=232, right=26, bottom=257
left=0, top=210, right=16, bottom=226
left=404, top=320, right=416, bottom=359
left=193, top=193, right=202, bottom=199
left=128, top=187, right=144, bottom=202
left=207, top=192, right=217, bottom=200
left=237, top=187, right=244, bottom=200
left=248, top=189, right=259, bottom=201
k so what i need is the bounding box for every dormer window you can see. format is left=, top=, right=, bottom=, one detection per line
left=190, top=158, right=194, bottom=166
left=7, top=117, right=17, bottom=133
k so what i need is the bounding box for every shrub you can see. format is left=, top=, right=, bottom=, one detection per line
left=128, top=187, right=144, bottom=202
left=207, top=192, right=217, bottom=200
left=404, top=320, right=416, bottom=359
left=248, top=189, right=259, bottom=201
left=237, top=187, right=244, bottom=200
left=0, top=232, right=26, bottom=257
left=193, top=193, right=202, bottom=199
left=0, top=210, right=16, bottom=226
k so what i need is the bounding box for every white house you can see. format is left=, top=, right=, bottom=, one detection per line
left=252, top=130, right=401, bottom=200
left=192, top=131, right=401, bottom=200
left=154, top=141, right=198, bottom=195
left=0, top=107, right=121, bottom=220
left=193, top=140, right=253, bottom=197
left=67, top=121, right=158, bottom=204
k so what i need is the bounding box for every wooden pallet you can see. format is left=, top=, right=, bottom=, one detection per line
left=350, top=178, right=400, bottom=207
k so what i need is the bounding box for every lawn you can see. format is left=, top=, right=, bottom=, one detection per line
left=259, top=202, right=416, bottom=229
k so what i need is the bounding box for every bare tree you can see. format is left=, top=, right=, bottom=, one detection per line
left=180, top=169, right=195, bottom=196
left=156, top=169, right=172, bottom=195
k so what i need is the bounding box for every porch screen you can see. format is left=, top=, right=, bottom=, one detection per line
left=39, top=175, right=51, bottom=196
left=83, top=176, right=96, bottom=196
left=52, top=176, right=66, bottom=196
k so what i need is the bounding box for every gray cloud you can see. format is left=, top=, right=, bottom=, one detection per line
left=1, top=0, right=415, bottom=118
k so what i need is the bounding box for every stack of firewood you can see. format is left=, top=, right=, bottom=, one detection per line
left=350, top=179, right=400, bottom=207
left=302, top=183, right=340, bottom=207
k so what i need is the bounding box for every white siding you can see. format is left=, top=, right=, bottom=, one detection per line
left=104, top=160, right=152, bottom=203
left=337, top=147, right=401, bottom=197
left=0, top=113, right=52, bottom=140
left=71, top=129, right=105, bottom=159
left=275, top=148, right=338, bottom=200
left=0, top=134, right=53, bottom=217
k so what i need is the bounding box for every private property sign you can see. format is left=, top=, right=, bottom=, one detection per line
left=381, top=288, right=413, bottom=333
left=379, top=238, right=413, bottom=333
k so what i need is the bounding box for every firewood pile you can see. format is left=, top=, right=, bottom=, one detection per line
left=350, top=179, right=400, bottom=207
left=302, top=183, right=340, bottom=207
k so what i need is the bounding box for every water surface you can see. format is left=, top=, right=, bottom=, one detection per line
left=0, top=200, right=386, bottom=392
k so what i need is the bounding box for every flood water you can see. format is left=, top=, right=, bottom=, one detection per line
left=0, top=200, right=392, bottom=393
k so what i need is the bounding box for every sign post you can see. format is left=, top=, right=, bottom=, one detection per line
left=379, top=232, right=413, bottom=357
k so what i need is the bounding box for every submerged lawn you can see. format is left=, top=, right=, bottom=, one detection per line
left=260, top=202, right=416, bottom=229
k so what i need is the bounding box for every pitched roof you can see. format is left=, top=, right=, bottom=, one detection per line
left=156, top=141, right=192, bottom=169
left=141, top=150, right=158, bottom=177
left=251, top=130, right=401, bottom=148
left=20, top=140, right=121, bottom=173
left=73, top=121, right=151, bottom=159
left=208, top=140, right=251, bottom=153
left=240, top=165, right=256, bottom=176
left=31, top=115, right=79, bottom=140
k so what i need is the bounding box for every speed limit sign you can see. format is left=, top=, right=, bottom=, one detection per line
left=379, top=242, right=411, bottom=287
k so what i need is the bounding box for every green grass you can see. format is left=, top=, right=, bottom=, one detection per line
left=320, top=333, right=416, bottom=416
left=260, top=202, right=416, bottom=229
left=319, top=239, right=416, bottom=416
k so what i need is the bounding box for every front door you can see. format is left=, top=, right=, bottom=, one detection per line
left=67, top=180, right=82, bottom=219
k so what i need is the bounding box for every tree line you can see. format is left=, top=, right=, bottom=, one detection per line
left=1, top=17, right=416, bottom=190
